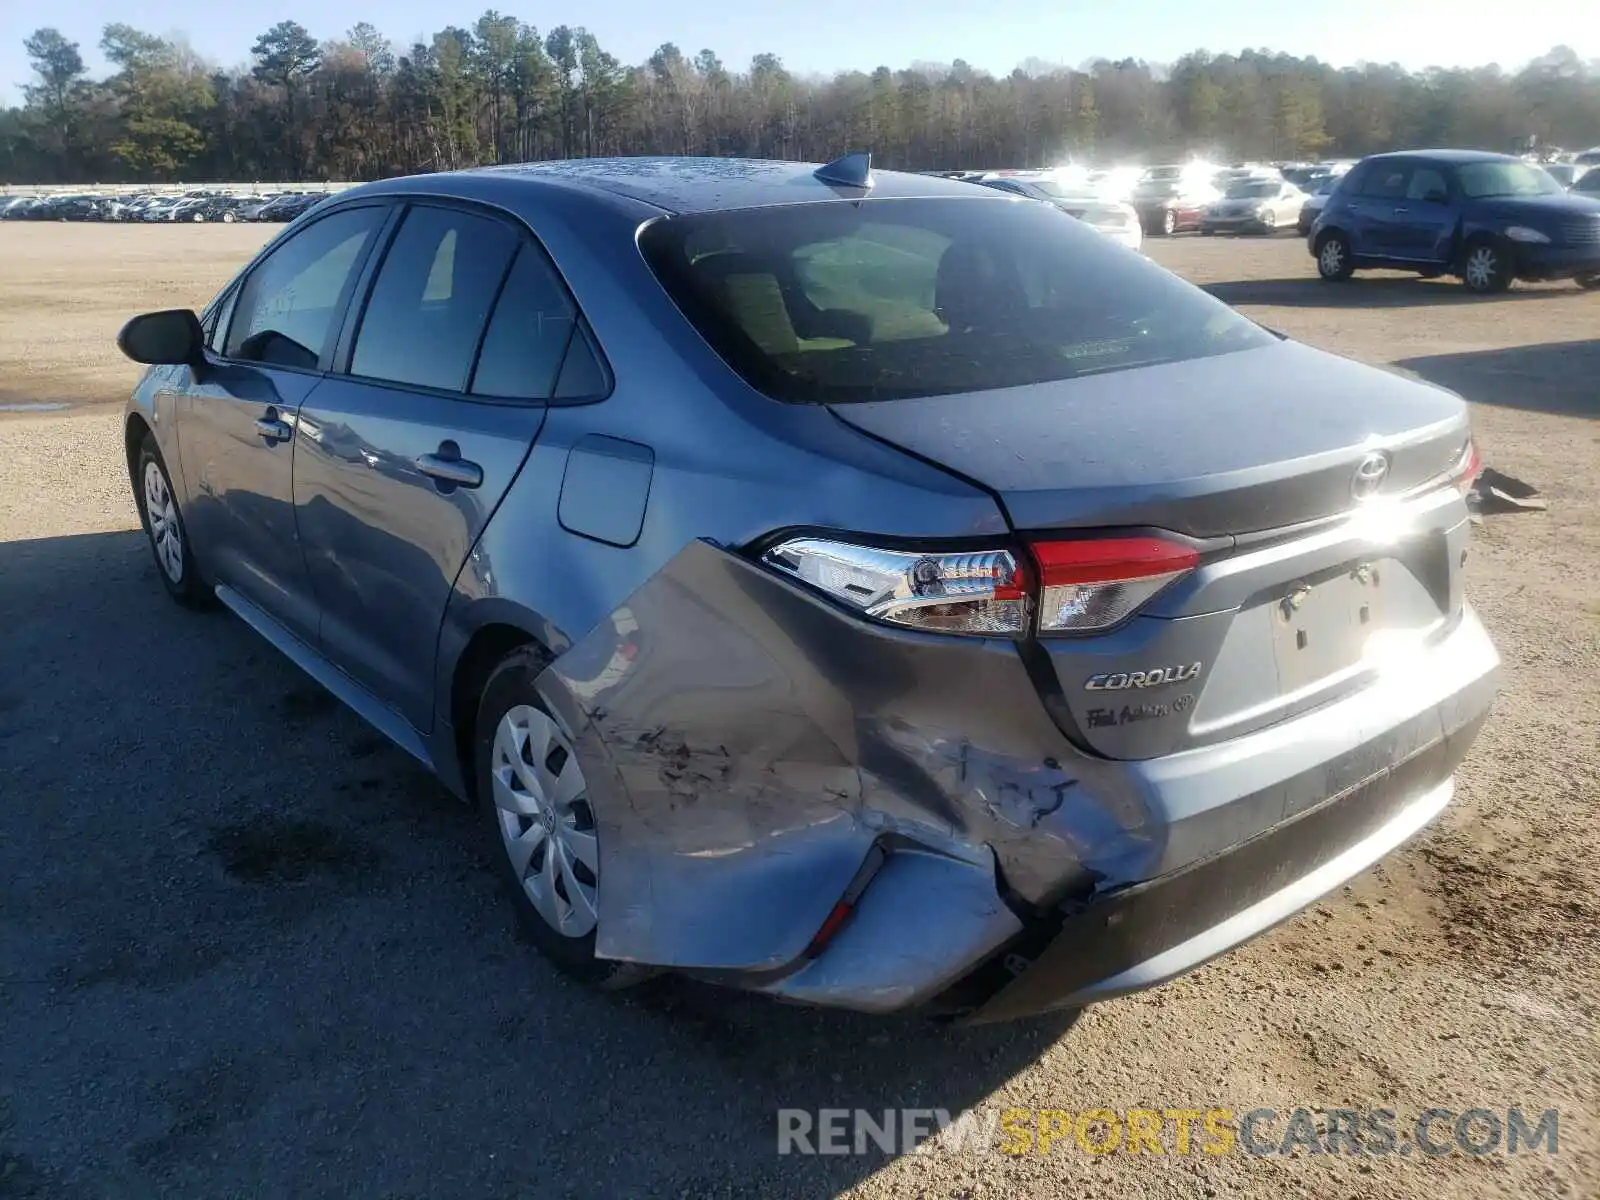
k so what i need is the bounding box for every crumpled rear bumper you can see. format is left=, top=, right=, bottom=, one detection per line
left=535, top=540, right=1498, bottom=1018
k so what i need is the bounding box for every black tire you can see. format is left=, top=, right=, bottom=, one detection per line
left=1459, top=236, right=1512, bottom=294
left=473, top=646, right=651, bottom=991
left=1314, top=230, right=1355, bottom=281
left=1160, top=208, right=1177, bottom=236
left=134, top=432, right=212, bottom=608
left=1576, top=273, right=1600, bottom=290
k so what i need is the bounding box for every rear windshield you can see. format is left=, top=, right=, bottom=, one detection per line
left=638, top=197, right=1273, bottom=404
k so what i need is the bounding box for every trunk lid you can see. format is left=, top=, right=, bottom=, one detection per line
left=830, top=339, right=1473, bottom=760
left=827, top=339, right=1468, bottom=539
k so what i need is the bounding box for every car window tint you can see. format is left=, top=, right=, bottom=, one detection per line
left=226, top=207, right=383, bottom=369
left=552, top=320, right=608, bottom=400
left=1406, top=168, right=1449, bottom=200
left=351, top=205, right=519, bottom=392
left=1359, top=167, right=1410, bottom=200
left=639, top=198, right=1274, bottom=404
left=469, top=244, right=578, bottom=400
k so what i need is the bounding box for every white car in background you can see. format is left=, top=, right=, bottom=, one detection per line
left=972, top=172, right=1144, bottom=252
left=1201, top=177, right=1308, bottom=235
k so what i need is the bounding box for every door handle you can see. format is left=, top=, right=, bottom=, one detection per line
left=1392, top=206, right=1409, bottom=214
left=415, top=450, right=483, bottom=489
left=255, top=414, right=292, bottom=443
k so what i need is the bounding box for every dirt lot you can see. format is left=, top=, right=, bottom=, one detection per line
left=0, top=224, right=1596, bottom=1199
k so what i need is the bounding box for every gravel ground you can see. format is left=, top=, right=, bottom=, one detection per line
left=0, top=225, right=1596, bottom=1199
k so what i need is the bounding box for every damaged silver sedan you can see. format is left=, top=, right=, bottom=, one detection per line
left=117, top=154, right=1499, bottom=1022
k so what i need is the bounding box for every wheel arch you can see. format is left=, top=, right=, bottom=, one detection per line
left=438, top=599, right=572, bottom=802
left=124, top=411, right=152, bottom=486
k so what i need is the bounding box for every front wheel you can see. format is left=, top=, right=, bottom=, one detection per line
left=191, top=212, right=205, bottom=223
left=1315, top=230, right=1354, bottom=280
left=474, top=648, right=651, bottom=990
left=1460, top=238, right=1512, bottom=293
left=1161, top=208, right=1177, bottom=236
left=220, top=210, right=236, bottom=223
left=1260, top=209, right=1278, bottom=233
left=135, top=433, right=210, bottom=608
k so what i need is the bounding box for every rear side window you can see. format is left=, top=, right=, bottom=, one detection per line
left=351, top=205, right=519, bottom=392
left=1359, top=165, right=1411, bottom=199
left=470, top=245, right=578, bottom=400
left=639, top=198, right=1273, bottom=404
left=225, top=207, right=384, bottom=369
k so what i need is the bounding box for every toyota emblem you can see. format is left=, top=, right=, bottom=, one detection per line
left=1351, top=452, right=1390, bottom=500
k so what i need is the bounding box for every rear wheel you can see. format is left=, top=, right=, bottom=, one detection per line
left=220, top=210, right=236, bottom=224
left=473, top=648, right=650, bottom=990
left=1315, top=230, right=1354, bottom=280
left=1260, top=209, right=1278, bottom=234
left=1460, top=237, right=1512, bottom=293
left=191, top=212, right=205, bottom=223
left=1161, top=208, right=1177, bottom=236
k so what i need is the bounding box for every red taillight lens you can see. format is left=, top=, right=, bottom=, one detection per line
left=1030, top=536, right=1199, bottom=633
left=1451, top=438, right=1483, bottom=496
left=759, top=534, right=1197, bottom=637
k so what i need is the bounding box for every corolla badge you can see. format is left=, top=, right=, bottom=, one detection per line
left=1084, top=663, right=1203, bottom=691
left=1351, top=451, right=1390, bottom=500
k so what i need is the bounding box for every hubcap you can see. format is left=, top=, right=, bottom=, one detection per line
left=1465, top=247, right=1496, bottom=290
left=1162, top=210, right=1176, bottom=234
left=142, top=459, right=184, bottom=583
left=1319, top=240, right=1344, bottom=274
left=491, top=704, right=599, bottom=938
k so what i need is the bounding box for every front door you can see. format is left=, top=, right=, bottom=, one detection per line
left=1390, top=165, right=1457, bottom=263
left=178, top=205, right=389, bottom=640
left=294, top=202, right=590, bottom=731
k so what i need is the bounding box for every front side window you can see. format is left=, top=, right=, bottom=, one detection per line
left=350, top=205, right=520, bottom=392
left=1455, top=161, right=1563, bottom=199
left=640, top=197, right=1274, bottom=404
left=225, top=206, right=384, bottom=370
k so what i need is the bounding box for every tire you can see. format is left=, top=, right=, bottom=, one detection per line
left=221, top=211, right=236, bottom=224
left=1260, top=209, right=1278, bottom=234
left=1576, top=273, right=1600, bottom=290
left=1160, top=208, right=1177, bottom=237
left=191, top=212, right=206, bottom=223
left=1315, top=230, right=1355, bottom=281
left=1459, top=237, right=1512, bottom=293
left=134, top=432, right=211, bottom=608
left=473, top=647, right=650, bottom=990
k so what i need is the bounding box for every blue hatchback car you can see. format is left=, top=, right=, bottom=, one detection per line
left=1311, top=149, right=1600, bottom=292
left=117, top=155, right=1497, bottom=1023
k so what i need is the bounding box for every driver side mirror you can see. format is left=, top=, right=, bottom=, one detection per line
left=117, top=309, right=204, bottom=366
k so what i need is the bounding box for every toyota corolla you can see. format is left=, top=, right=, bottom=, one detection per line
left=118, top=154, right=1498, bottom=1022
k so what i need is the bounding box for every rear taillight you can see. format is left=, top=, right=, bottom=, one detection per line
left=1030, top=537, right=1199, bottom=633
left=1451, top=438, right=1483, bottom=496
left=760, top=538, right=1028, bottom=635
left=759, top=533, right=1199, bottom=637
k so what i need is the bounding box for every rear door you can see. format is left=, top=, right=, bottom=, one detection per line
left=292, top=200, right=590, bottom=731
left=177, top=203, right=388, bottom=641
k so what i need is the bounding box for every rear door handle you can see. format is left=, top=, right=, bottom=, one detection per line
left=415, top=448, right=483, bottom=489
left=255, top=414, right=292, bottom=443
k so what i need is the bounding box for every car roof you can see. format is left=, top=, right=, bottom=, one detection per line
left=1364, top=149, right=1521, bottom=165
left=463, top=156, right=990, bottom=215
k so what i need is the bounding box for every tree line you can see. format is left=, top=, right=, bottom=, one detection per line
left=4, top=21, right=1599, bottom=185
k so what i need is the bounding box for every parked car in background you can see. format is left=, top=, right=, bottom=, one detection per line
left=114, top=154, right=1496, bottom=1024
left=1130, top=164, right=1217, bottom=235
left=1542, top=162, right=1591, bottom=190
left=252, top=191, right=323, bottom=222
left=1312, top=150, right=1600, bottom=292
left=0, top=196, right=38, bottom=219
left=1201, top=177, right=1306, bottom=234
left=1298, top=174, right=1342, bottom=234
left=169, top=194, right=248, bottom=223
left=972, top=173, right=1143, bottom=251
left=1572, top=167, right=1600, bottom=198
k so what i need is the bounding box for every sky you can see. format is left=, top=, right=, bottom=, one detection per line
left=2, top=0, right=1594, bottom=103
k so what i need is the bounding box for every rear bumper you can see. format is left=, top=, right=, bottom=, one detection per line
left=953, top=608, right=1498, bottom=1022
left=1512, top=243, right=1600, bottom=280
left=541, top=538, right=1497, bottom=1019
